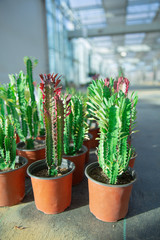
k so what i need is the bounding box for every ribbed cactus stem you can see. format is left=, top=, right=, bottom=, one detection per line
left=0, top=117, right=16, bottom=170
left=39, top=73, right=71, bottom=176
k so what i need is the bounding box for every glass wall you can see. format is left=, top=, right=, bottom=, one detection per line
left=45, top=0, right=74, bottom=85
left=45, top=0, right=107, bottom=86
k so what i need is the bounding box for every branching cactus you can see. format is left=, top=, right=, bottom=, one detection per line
left=39, top=73, right=71, bottom=176
left=0, top=116, right=17, bottom=170
left=63, top=95, right=87, bottom=155
left=87, top=78, right=138, bottom=184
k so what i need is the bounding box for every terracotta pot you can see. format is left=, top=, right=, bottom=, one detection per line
left=36, top=135, right=45, bottom=141
left=83, top=133, right=93, bottom=163
left=63, top=145, right=87, bottom=185
left=16, top=133, right=20, bottom=144
left=85, top=162, right=136, bottom=222
left=88, top=127, right=99, bottom=149
left=129, top=152, right=137, bottom=168
left=27, top=159, right=75, bottom=214
left=0, top=156, right=28, bottom=206
left=16, top=140, right=45, bottom=173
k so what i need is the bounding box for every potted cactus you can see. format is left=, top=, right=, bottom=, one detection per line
left=85, top=77, right=138, bottom=222
left=6, top=58, right=45, bottom=168
left=63, top=95, right=88, bottom=185
left=27, top=73, right=75, bottom=214
left=0, top=116, right=28, bottom=206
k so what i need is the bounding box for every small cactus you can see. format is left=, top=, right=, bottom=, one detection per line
left=39, top=73, right=71, bottom=176
left=87, top=77, right=138, bottom=184
left=64, top=94, right=87, bottom=155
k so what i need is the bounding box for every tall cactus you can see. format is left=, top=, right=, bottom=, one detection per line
left=64, top=95, right=87, bottom=155
left=25, top=57, right=39, bottom=139
left=0, top=116, right=16, bottom=170
left=88, top=78, right=138, bottom=184
left=39, top=73, right=71, bottom=176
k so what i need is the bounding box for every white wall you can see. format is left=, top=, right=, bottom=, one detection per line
left=0, top=0, right=48, bottom=84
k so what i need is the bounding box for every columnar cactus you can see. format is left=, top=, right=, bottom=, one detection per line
left=0, top=116, right=16, bottom=170
left=39, top=73, right=71, bottom=176
left=63, top=95, right=87, bottom=156
left=87, top=77, right=138, bottom=184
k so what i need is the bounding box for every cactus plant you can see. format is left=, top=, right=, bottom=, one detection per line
left=3, top=57, right=40, bottom=149
left=39, top=73, right=71, bottom=176
left=87, top=77, right=138, bottom=184
left=63, top=94, right=88, bottom=156
left=0, top=116, right=17, bottom=170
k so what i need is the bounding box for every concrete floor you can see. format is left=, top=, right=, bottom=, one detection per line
left=1, top=85, right=160, bottom=240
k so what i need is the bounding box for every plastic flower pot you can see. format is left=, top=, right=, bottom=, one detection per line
left=27, top=159, right=75, bottom=214
left=0, top=156, right=28, bottom=207
left=16, top=140, right=45, bottom=173
left=88, top=127, right=99, bottom=149
left=129, top=152, right=137, bottom=168
left=85, top=162, right=136, bottom=222
left=63, top=145, right=87, bottom=185
left=83, top=133, right=93, bottom=163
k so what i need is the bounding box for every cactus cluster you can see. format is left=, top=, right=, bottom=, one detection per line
left=0, top=116, right=16, bottom=170
left=3, top=57, right=39, bottom=149
left=63, top=94, right=88, bottom=155
left=87, top=77, right=138, bottom=184
left=39, top=73, right=71, bottom=176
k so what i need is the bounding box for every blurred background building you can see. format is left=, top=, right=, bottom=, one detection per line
left=0, top=0, right=160, bottom=86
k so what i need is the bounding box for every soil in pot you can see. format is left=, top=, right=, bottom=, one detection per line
left=27, top=159, right=75, bottom=214
left=0, top=156, right=28, bottom=206
left=90, top=166, right=134, bottom=185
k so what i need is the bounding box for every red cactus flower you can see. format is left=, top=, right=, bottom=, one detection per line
left=104, top=78, right=110, bottom=87
left=117, top=77, right=129, bottom=96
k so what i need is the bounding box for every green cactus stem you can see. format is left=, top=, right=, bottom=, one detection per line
left=0, top=116, right=16, bottom=170
left=39, top=73, right=71, bottom=176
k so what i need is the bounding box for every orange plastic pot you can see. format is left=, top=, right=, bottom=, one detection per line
left=83, top=134, right=93, bottom=163
left=85, top=162, right=136, bottom=222
left=63, top=145, right=87, bottom=185
left=88, top=127, right=99, bottom=149
left=129, top=153, right=137, bottom=168
left=17, top=141, right=45, bottom=172
left=27, top=159, right=75, bottom=214
left=0, top=157, right=28, bottom=206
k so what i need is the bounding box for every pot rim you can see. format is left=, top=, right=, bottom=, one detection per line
left=0, top=156, right=28, bottom=175
left=63, top=145, right=88, bottom=157
left=27, top=159, right=75, bottom=180
left=85, top=162, right=137, bottom=188
left=17, top=140, right=45, bottom=152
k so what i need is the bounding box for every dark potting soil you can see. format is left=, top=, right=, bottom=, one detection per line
left=0, top=163, right=23, bottom=172
left=20, top=141, right=45, bottom=150
left=90, top=167, right=134, bottom=185
left=33, top=167, right=70, bottom=178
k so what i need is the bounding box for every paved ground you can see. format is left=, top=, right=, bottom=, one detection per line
left=0, top=85, right=160, bottom=240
